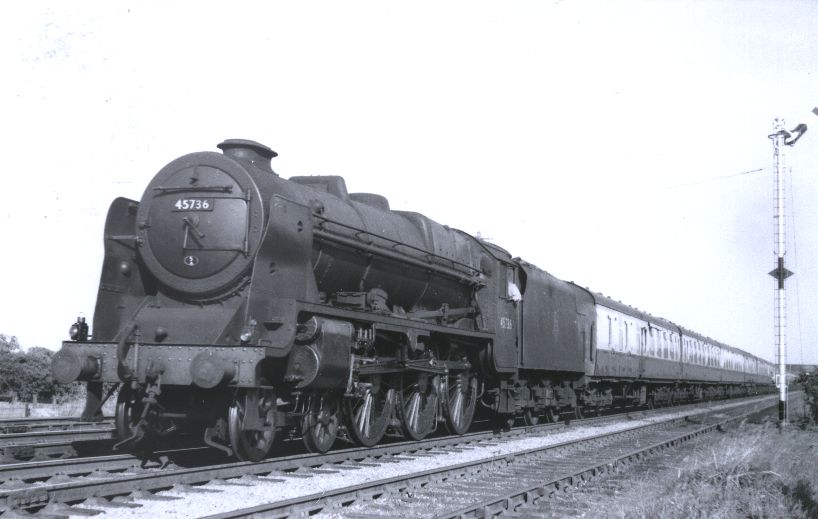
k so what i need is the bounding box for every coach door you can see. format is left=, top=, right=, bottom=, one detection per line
left=639, top=327, right=648, bottom=378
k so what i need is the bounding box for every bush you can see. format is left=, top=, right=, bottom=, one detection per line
left=620, top=423, right=818, bottom=518
left=796, top=371, right=818, bottom=423
left=0, top=334, right=82, bottom=402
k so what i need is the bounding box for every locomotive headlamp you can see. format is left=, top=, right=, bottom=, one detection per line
left=240, top=319, right=257, bottom=344
left=69, top=317, right=89, bottom=341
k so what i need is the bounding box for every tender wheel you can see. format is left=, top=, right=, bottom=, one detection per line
left=492, top=414, right=516, bottom=431
left=228, top=388, right=276, bottom=462
left=399, top=373, right=439, bottom=440
left=442, top=371, right=477, bottom=435
left=115, top=387, right=144, bottom=440
left=345, top=375, right=394, bottom=447
left=523, top=409, right=539, bottom=426
left=544, top=406, right=557, bottom=423
left=302, top=393, right=340, bottom=454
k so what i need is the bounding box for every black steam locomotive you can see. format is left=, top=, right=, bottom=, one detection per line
left=52, top=140, right=774, bottom=460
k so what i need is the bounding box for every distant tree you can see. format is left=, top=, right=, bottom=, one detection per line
left=16, top=347, right=56, bottom=401
left=0, top=335, right=21, bottom=398
left=0, top=334, right=20, bottom=353
left=0, top=335, right=83, bottom=402
left=797, top=371, right=818, bottom=423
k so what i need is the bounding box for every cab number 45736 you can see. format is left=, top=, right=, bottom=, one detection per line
left=173, top=198, right=213, bottom=211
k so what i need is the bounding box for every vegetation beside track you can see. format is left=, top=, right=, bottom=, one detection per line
left=579, top=422, right=818, bottom=518
left=797, top=371, right=818, bottom=423
left=0, top=334, right=82, bottom=406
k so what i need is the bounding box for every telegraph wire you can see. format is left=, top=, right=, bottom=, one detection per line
left=669, top=167, right=768, bottom=188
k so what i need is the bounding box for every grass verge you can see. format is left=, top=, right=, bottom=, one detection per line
left=611, top=422, right=818, bottom=518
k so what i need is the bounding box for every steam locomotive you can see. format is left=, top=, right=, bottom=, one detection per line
left=52, top=139, right=774, bottom=461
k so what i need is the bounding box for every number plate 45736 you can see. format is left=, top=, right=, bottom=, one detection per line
left=173, top=198, right=214, bottom=211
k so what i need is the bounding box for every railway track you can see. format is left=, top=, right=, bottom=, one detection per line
left=0, top=417, right=112, bottom=435
left=0, top=420, right=115, bottom=463
left=0, top=394, right=778, bottom=517
left=210, top=395, right=779, bottom=519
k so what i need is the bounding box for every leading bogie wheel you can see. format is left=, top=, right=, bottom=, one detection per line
left=302, top=393, right=340, bottom=454
left=228, top=388, right=277, bottom=462
left=115, top=386, right=144, bottom=441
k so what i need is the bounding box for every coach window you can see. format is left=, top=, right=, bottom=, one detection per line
left=624, top=322, right=629, bottom=352
left=607, top=316, right=613, bottom=349
left=582, top=330, right=588, bottom=360
left=590, top=324, right=595, bottom=361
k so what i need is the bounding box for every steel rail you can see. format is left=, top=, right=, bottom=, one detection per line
left=0, top=417, right=113, bottom=434
left=0, top=427, right=114, bottom=446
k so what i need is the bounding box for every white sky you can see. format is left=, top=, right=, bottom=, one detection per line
left=1, top=1, right=817, bottom=364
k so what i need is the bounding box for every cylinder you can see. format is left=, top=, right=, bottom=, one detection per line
left=284, top=318, right=352, bottom=390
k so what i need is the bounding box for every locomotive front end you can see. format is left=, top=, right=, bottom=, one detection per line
left=52, top=138, right=492, bottom=461
left=52, top=140, right=288, bottom=457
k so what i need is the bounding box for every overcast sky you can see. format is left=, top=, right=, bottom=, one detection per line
left=1, top=1, right=817, bottom=364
